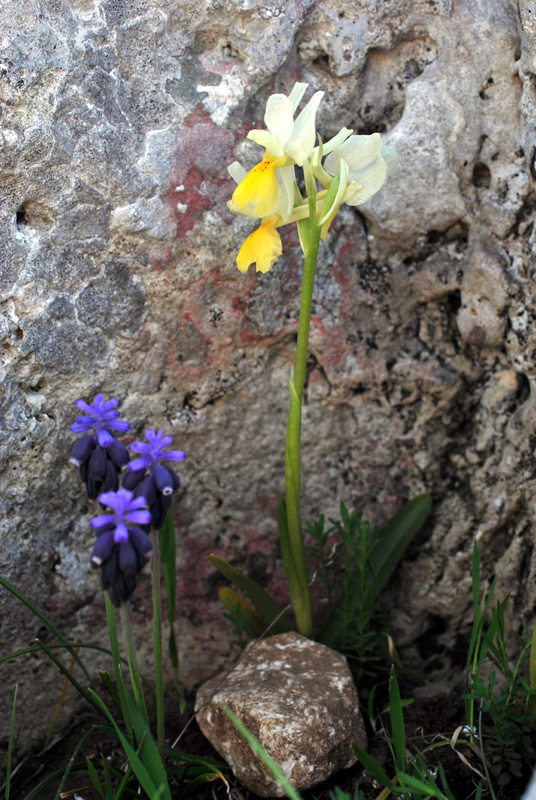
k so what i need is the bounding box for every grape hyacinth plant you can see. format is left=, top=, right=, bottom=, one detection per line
left=69, top=395, right=186, bottom=761
left=70, top=393, right=131, bottom=498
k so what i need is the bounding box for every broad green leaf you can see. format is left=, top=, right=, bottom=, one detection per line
left=209, top=555, right=291, bottom=634
left=218, top=586, right=266, bottom=639
left=370, top=494, right=431, bottom=592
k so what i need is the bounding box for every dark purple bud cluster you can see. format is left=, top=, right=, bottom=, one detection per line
left=123, top=429, right=186, bottom=530
left=90, top=489, right=152, bottom=606
left=70, top=396, right=186, bottom=605
left=70, top=395, right=131, bottom=499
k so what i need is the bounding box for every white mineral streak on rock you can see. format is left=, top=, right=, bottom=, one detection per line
left=196, top=632, right=365, bottom=797
left=111, top=196, right=176, bottom=239
left=197, top=74, right=246, bottom=125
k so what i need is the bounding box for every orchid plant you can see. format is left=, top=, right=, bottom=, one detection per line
left=221, top=83, right=398, bottom=637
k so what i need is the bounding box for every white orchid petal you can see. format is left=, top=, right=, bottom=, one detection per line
left=325, top=132, right=384, bottom=178
left=285, top=90, right=324, bottom=166
left=321, top=127, right=354, bottom=156
left=228, top=161, right=248, bottom=184
left=264, top=94, right=294, bottom=146
left=345, top=156, right=388, bottom=205
left=288, top=82, right=308, bottom=113
left=248, top=129, right=285, bottom=158
left=277, top=165, right=296, bottom=220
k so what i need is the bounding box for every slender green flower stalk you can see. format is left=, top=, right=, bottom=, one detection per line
left=120, top=601, right=149, bottom=725
left=282, top=180, right=322, bottom=637
left=150, top=529, right=166, bottom=759
left=104, top=590, right=133, bottom=737
left=227, top=83, right=398, bottom=635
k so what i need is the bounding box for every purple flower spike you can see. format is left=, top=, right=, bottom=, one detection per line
left=71, top=394, right=131, bottom=447
left=90, top=488, right=153, bottom=606
left=124, top=428, right=185, bottom=530
left=128, top=428, right=186, bottom=472
left=70, top=394, right=132, bottom=499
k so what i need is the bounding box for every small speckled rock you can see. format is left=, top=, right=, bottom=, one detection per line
left=195, top=632, right=365, bottom=797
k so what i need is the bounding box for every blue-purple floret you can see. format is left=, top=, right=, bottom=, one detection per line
left=90, top=488, right=152, bottom=606
left=70, top=394, right=131, bottom=499
left=123, top=428, right=185, bottom=529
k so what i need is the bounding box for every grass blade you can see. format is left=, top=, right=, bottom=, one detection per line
left=159, top=508, right=179, bottom=675
left=89, top=690, right=164, bottom=799
left=5, top=683, right=18, bottom=800
left=388, top=666, right=406, bottom=772
left=98, top=670, right=122, bottom=714
left=50, top=725, right=113, bottom=800
left=124, top=689, right=171, bottom=799
left=86, top=757, right=103, bottom=798
left=0, top=641, right=117, bottom=666
left=112, top=759, right=134, bottom=800
left=224, top=707, right=302, bottom=800
left=34, top=639, right=105, bottom=718
left=351, top=742, right=395, bottom=790
left=401, top=773, right=448, bottom=798
left=165, top=746, right=227, bottom=771
left=21, top=764, right=88, bottom=800
left=0, top=576, right=92, bottom=684
left=530, top=621, right=536, bottom=715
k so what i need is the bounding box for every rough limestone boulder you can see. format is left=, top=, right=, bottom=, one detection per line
left=196, top=632, right=365, bottom=797
left=1, top=0, right=535, bottom=769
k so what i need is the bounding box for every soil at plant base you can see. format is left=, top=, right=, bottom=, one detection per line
left=7, top=691, right=532, bottom=800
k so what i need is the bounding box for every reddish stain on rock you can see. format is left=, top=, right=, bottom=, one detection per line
left=165, top=107, right=243, bottom=239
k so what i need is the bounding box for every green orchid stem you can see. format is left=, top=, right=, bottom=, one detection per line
left=150, top=528, right=166, bottom=760
left=104, top=591, right=133, bottom=739
left=284, top=208, right=321, bottom=639
left=120, top=600, right=149, bottom=726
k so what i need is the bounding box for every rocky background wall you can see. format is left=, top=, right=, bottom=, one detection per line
left=1, top=0, right=535, bottom=763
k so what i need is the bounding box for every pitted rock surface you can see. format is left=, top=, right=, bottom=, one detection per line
left=2, top=0, right=536, bottom=770
left=195, top=632, right=365, bottom=797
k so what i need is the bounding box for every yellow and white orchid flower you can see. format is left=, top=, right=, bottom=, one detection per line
left=228, top=84, right=398, bottom=273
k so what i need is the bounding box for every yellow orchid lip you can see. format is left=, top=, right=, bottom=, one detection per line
left=236, top=218, right=283, bottom=274
left=232, top=156, right=287, bottom=219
